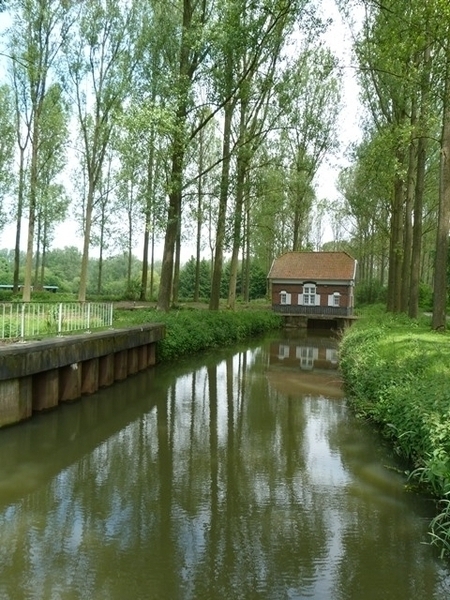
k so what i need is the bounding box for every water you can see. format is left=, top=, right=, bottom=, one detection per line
left=0, top=332, right=449, bottom=600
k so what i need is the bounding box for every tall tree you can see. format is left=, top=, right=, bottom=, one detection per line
left=278, top=47, right=341, bottom=251
left=65, top=0, right=138, bottom=302
left=157, top=0, right=210, bottom=311
left=9, top=57, right=31, bottom=293
left=210, top=0, right=304, bottom=310
left=0, top=84, right=15, bottom=232
left=432, top=32, right=450, bottom=330
left=9, top=0, right=70, bottom=301
left=33, top=82, right=69, bottom=285
left=347, top=0, right=442, bottom=313
left=409, top=41, right=432, bottom=318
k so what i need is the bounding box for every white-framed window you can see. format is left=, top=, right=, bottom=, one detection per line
left=303, top=284, right=316, bottom=305
left=296, top=346, right=318, bottom=370
left=278, top=344, right=290, bottom=359
left=328, top=292, right=341, bottom=307
left=326, top=348, right=338, bottom=364
left=280, top=291, right=291, bottom=305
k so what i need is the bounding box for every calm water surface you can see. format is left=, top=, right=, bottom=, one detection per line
left=0, top=332, right=449, bottom=600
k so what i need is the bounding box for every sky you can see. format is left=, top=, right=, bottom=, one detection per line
left=0, top=0, right=364, bottom=262
left=314, top=0, right=364, bottom=198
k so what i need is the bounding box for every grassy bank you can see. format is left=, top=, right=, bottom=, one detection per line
left=339, top=307, right=450, bottom=556
left=114, top=306, right=282, bottom=362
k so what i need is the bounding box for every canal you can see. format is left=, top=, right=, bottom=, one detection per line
left=0, top=331, right=449, bottom=599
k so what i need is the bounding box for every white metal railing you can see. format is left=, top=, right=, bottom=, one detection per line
left=0, top=303, right=114, bottom=341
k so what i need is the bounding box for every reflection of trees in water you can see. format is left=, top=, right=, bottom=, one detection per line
left=0, top=344, right=447, bottom=599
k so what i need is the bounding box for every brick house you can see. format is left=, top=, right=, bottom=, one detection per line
left=267, top=251, right=357, bottom=317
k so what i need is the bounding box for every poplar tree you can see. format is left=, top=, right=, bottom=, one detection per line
left=8, top=0, right=70, bottom=301
left=0, top=84, right=15, bottom=232
left=64, top=0, right=138, bottom=302
left=157, top=0, right=210, bottom=311
left=209, top=0, right=304, bottom=310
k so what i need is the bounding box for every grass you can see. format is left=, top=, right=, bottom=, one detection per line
left=113, top=305, right=282, bottom=362
left=339, top=306, right=450, bottom=557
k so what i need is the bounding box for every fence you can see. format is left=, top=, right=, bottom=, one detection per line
left=0, top=302, right=114, bottom=341
left=272, top=304, right=354, bottom=316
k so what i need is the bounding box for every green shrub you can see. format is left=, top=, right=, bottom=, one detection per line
left=114, top=307, right=282, bottom=362
left=355, top=281, right=387, bottom=305
left=419, top=283, right=433, bottom=312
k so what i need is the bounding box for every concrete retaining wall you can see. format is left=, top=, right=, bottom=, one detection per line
left=0, top=324, right=165, bottom=429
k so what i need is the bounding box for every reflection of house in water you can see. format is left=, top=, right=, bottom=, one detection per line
left=268, top=335, right=343, bottom=399
left=272, top=336, right=339, bottom=371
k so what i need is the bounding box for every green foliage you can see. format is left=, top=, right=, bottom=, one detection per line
left=0, top=247, right=162, bottom=299
left=340, top=311, right=450, bottom=556
left=114, top=307, right=282, bottom=362
left=177, top=258, right=268, bottom=302
left=247, top=263, right=268, bottom=300
left=123, top=277, right=142, bottom=301
left=418, top=282, right=433, bottom=311
left=178, top=257, right=211, bottom=299
left=354, top=281, right=387, bottom=305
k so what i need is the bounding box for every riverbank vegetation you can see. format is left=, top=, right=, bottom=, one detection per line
left=114, top=306, right=282, bottom=362
left=339, top=307, right=450, bottom=557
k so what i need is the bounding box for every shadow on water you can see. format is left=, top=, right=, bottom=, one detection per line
left=0, top=329, right=449, bottom=599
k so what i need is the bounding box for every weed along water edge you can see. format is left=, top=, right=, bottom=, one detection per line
left=0, top=330, right=449, bottom=599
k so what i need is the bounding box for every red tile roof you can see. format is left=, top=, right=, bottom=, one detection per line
left=268, top=251, right=356, bottom=282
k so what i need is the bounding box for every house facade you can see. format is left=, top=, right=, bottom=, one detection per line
left=267, top=251, right=357, bottom=318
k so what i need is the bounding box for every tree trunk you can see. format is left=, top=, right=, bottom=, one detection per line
left=172, top=224, right=181, bottom=305
left=40, top=223, right=48, bottom=288
left=34, top=211, right=41, bottom=288
left=157, top=154, right=182, bottom=310
left=150, top=222, right=155, bottom=300
left=140, top=140, right=155, bottom=301
left=409, top=133, right=427, bottom=318
left=432, top=56, right=450, bottom=330
left=244, top=203, right=251, bottom=303
left=387, top=153, right=405, bottom=313
left=227, top=99, right=248, bottom=310
left=400, top=129, right=416, bottom=313
left=97, top=203, right=105, bottom=294
left=409, top=43, right=431, bottom=319
left=209, top=100, right=233, bottom=310
left=194, top=125, right=204, bottom=303
left=78, top=177, right=95, bottom=302
left=22, top=118, right=40, bottom=302
left=127, top=182, right=134, bottom=289
left=13, top=146, right=25, bottom=293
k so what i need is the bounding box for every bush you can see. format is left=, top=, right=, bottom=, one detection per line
left=419, top=283, right=433, bottom=312
left=113, top=306, right=282, bottom=362
left=354, top=280, right=387, bottom=305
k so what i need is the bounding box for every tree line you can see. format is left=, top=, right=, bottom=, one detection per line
left=0, top=246, right=268, bottom=301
